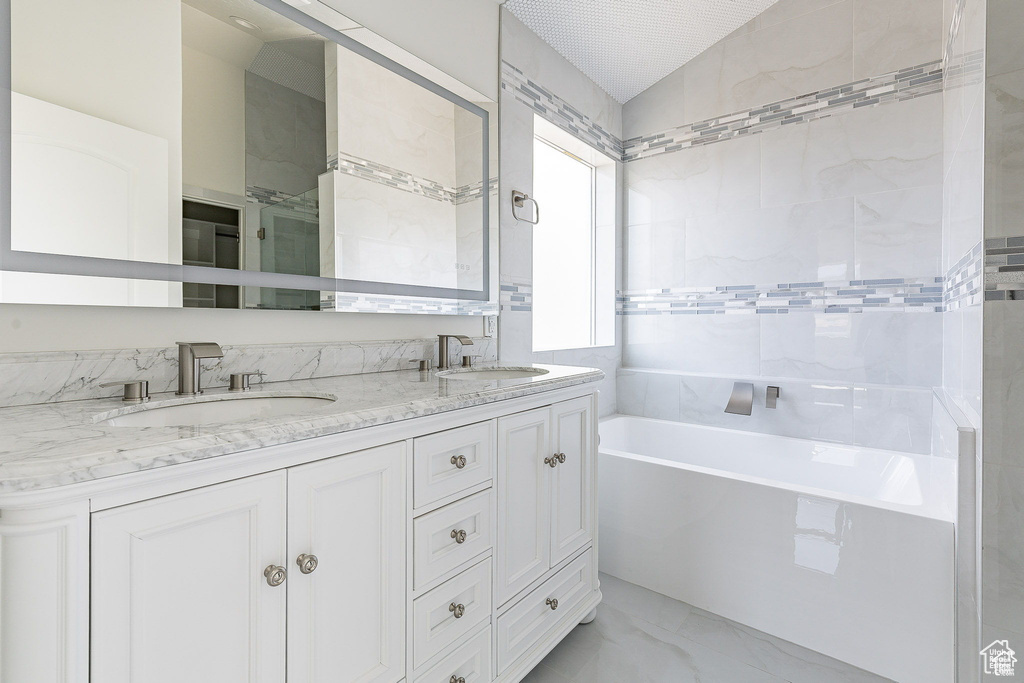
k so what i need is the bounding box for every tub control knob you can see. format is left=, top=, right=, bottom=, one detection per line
left=546, top=598, right=559, bottom=611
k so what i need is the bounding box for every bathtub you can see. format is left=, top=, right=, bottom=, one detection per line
left=598, top=415, right=955, bottom=683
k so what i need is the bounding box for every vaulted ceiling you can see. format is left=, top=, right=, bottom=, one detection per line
left=503, top=0, right=780, bottom=103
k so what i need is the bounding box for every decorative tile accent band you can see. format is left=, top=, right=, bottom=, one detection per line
left=984, top=237, right=1024, bottom=301
left=947, top=241, right=984, bottom=310
left=500, top=60, right=624, bottom=160
left=618, top=278, right=945, bottom=315
left=322, top=293, right=498, bottom=316
left=499, top=281, right=533, bottom=312
left=326, top=152, right=497, bottom=206
left=0, top=337, right=499, bottom=408
left=622, top=60, right=944, bottom=162
left=246, top=185, right=320, bottom=211
left=328, top=152, right=454, bottom=203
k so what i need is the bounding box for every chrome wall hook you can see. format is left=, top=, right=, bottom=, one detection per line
left=511, top=190, right=540, bottom=224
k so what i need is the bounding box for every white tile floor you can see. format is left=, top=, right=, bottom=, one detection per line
left=522, top=573, right=892, bottom=683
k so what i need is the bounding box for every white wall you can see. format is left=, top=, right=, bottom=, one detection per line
left=316, top=0, right=499, bottom=101
left=181, top=4, right=259, bottom=196
left=11, top=0, right=183, bottom=260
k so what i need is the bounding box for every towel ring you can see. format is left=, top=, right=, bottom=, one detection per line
left=511, top=190, right=540, bottom=224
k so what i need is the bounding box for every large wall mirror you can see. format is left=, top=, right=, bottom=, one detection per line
left=0, top=0, right=496, bottom=314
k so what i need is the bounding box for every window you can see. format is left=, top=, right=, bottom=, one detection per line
left=531, top=117, right=615, bottom=352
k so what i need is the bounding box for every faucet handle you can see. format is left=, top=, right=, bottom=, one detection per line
left=229, top=372, right=264, bottom=392
left=100, top=380, right=150, bottom=404
left=409, top=359, right=432, bottom=372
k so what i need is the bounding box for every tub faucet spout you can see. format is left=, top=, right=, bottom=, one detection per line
left=725, top=382, right=754, bottom=416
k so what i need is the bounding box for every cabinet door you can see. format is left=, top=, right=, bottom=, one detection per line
left=286, top=443, right=406, bottom=683
left=91, top=472, right=288, bottom=683
left=550, top=396, right=595, bottom=565
left=496, top=407, right=551, bottom=605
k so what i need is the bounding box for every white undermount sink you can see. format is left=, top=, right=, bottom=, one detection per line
left=99, top=394, right=337, bottom=427
left=437, top=367, right=550, bottom=381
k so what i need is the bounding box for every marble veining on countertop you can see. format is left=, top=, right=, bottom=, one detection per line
left=0, top=364, right=602, bottom=494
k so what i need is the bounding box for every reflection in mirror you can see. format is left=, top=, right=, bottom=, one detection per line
left=5, top=0, right=493, bottom=312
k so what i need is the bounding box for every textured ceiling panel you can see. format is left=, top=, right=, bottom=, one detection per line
left=504, top=0, right=780, bottom=103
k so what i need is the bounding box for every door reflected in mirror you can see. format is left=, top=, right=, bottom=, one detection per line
left=4, top=0, right=493, bottom=312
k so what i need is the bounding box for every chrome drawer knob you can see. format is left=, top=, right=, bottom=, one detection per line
left=449, top=602, right=466, bottom=619
left=296, top=553, right=319, bottom=574
left=451, top=455, right=467, bottom=469
left=449, top=676, right=466, bottom=683
left=544, top=455, right=559, bottom=468
left=264, top=565, right=287, bottom=587
left=556, top=452, right=566, bottom=464
left=451, top=529, right=468, bottom=544
left=546, top=597, right=559, bottom=611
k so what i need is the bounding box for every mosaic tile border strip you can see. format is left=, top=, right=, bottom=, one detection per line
left=617, top=278, right=945, bottom=315
left=500, top=281, right=533, bottom=312
left=622, top=60, right=944, bottom=162
left=501, top=60, right=624, bottom=160
left=985, top=237, right=1024, bottom=301
left=246, top=185, right=320, bottom=213
left=327, top=153, right=497, bottom=206
left=322, top=293, right=498, bottom=316
left=328, top=152, right=455, bottom=203
left=947, top=241, right=984, bottom=310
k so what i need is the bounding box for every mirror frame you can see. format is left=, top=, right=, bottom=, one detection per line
left=0, top=0, right=491, bottom=304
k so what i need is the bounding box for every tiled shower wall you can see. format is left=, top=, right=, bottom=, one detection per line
left=498, top=10, right=623, bottom=416
left=618, top=0, right=948, bottom=454
left=981, top=0, right=1024, bottom=670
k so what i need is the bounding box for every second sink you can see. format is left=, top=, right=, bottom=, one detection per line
left=437, top=367, right=550, bottom=381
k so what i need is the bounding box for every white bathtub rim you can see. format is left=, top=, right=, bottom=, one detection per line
left=599, top=414, right=955, bottom=523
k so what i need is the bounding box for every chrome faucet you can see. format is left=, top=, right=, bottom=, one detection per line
left=176, top=342, right=224, bottom=396
left=437, top=334, right=474, bottom=370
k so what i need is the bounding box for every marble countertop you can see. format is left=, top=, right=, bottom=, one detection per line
left=0, top=364, right=602, bottom=494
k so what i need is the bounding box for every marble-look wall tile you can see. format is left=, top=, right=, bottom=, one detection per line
left=0, top=337, right=498, bottom=408
left=986, top=0, right=1024, bottom=79
left=500, top=10, right=622, bottom=137
left=982, top=302, right=1024, bottom=467
left=625, top=221, right=686, bottom=290
left=681, top=0, right=854, bottom=125
left=984, top=69, right=1024, bottom=239
left=854, top=185, right=944, bottom=279
left=852, top=384, right=934, bottom=452
left=853, top=0, right=944, bottom=79
left=624, top=314, right=761, bottom=376
left=759, top=311, right=942, bottom=386
left=982, top=462, right=1024, bottom=636
left=685, top=198, right=855, bottom=286
left=760, top=94, right=943, bottom=206
left=626, top=136, right=761, bottom=224
left=618, top=369, right=934, bottom=452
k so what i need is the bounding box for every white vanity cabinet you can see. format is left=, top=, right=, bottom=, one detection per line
left=495, top=396, right=594, bottom=606
left=91, top=442, right=406, bottom=683
left=0, top=383, right=600, bottom=683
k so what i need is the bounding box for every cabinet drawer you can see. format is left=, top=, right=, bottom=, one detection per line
left=412, top=626, right=491, bottom=683
left=413, top=558, right=492, bottom=669
left=496, top=549, right=594, bottom=674
left=414, top=422, right=494, bottom=508
left=414, top=490, right=493, bottom=589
